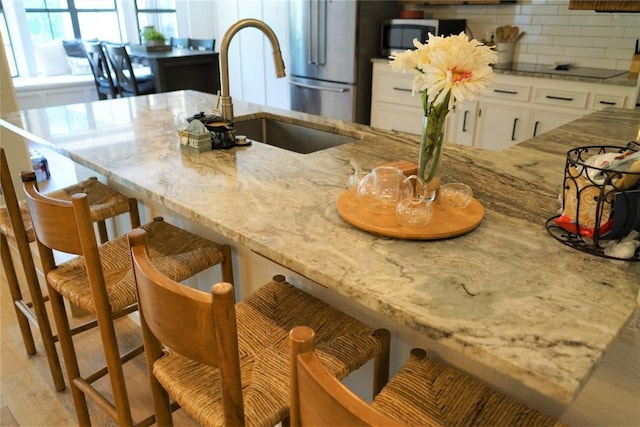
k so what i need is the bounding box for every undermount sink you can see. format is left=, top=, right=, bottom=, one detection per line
left=233, top=115, right=357, bottom=154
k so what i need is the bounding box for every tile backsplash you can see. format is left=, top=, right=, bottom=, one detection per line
left=411, top=0, right=640, bottom=70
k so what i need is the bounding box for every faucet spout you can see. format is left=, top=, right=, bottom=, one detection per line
left=219, top=19, right=286, bottom=122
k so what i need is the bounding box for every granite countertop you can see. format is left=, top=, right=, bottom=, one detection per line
left=2, top=91, right=639, bottom=406
left=371, top=57, right=639, bottom=87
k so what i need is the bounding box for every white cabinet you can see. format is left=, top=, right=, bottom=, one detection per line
left=370, top=62, right=456, bottom=139
left=477, top=101, right=529, bottom=150
left=448, top=100, right=477, bottom=147
left=370, top=60, right=639, bottom=151
left=529, top=110, right=581, bottom=138
left=370, top=62, right=424, bottom=134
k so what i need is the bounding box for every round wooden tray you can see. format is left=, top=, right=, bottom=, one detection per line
left=336, top=187, right=484, bottom=240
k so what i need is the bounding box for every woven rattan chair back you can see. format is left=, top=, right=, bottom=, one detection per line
left=21, top=169, right=232, bottom=426
left=129, top=229, right=390, bottom=427
left=289, top=326, right=562, bottom=427
left=21, top=170, right=134, bottom=424
left=1, top=148, right=140, bottom=393
left=129, top=228, right=243, bottom=425
left=290, top=325, right=564, bottom=427
left=289, top=326, right=404, bottom=427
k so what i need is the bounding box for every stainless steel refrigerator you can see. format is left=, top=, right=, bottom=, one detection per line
left=289, top=0, right=399, bottom=124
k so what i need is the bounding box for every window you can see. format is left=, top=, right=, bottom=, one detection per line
left=0, top=1, right=17, bottom=76
left=24, top=0, right=122, bottom=44
left=4, top=0, right=178, bottom=77
left=135, top=0, right=176, bottom=43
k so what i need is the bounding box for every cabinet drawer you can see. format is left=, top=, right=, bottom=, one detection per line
left=371, top=102, right=423, bottom=135
left=533, top=88, right=588, bottom=109
left=592, top=93, right=626, bottom=109
left=484, top=82, right=531, bottom=102
left=372, top=71, right=422, bottom=108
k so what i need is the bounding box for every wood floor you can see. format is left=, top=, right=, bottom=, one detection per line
left=0, top=146, right=198, bottom=426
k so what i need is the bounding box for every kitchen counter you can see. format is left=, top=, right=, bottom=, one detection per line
left=371, top=57, right=638, bottom=87
left=1, top=91, right=638, bottom=410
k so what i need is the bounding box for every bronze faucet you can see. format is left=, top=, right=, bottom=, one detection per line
left=219, top=19, right=286, bottom=122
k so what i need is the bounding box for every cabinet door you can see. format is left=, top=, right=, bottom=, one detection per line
left=448, top=100, right=477, bottom=147
left=528, top=110, right=581, bottom=138
left=477, top=101, right=528, bottom=150
left=371, top=102, right=423, bottom=134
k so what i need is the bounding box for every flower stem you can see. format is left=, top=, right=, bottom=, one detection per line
left=419, top=92, right=450, bottom=185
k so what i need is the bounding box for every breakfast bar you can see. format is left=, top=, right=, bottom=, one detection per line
left=2, top=90, right=638, bottom=422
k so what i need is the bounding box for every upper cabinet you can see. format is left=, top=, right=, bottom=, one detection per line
left=568, top=1, right=640, bottom=12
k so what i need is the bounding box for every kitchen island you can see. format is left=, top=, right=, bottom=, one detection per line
left=2, top=90, right=638, bottom=422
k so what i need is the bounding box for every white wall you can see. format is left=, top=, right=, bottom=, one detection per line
left=185, top=0, right=291, bottom=110
left=410, top=0, right=640, bottom=70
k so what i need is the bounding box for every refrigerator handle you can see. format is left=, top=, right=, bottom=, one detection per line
left=318, top=0, right=325, bottom=65
left=307, top=0, right=313, bottom=64
left=316, top=0, right=321, bottom=65
left=289, top=80, right=349, bottom=93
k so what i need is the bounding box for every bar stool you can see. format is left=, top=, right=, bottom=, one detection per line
left=20, top=170, right=233, bottom=426
left=289, top=326, right=564, bottom=426
left=128, top=228, right=390, bottom=426
left=0, top=147, right=140, bottom=392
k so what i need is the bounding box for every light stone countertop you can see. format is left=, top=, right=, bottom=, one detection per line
left=371, top=57, right=639, bottom=87
left=2, top=90, right=639, bottom=406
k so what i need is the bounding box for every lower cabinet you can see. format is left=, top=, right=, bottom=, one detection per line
left=475, top=102, right=581, bottom=150
left=528, top=109, right=582, bottom=139
left=370, top=61, right=639, bottom=151
left=448, top=100, right=477, bottom=147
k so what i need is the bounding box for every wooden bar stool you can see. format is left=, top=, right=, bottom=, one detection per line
left=128, top=228, right=390, bottom=426
left=289, top=325, right=564, bottom=427
left=0, top=147, right=140, bottom=392
left=20, top=170, right=233, bottom=426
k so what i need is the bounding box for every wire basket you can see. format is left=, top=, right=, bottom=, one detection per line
left=545, top=144, right=640, bottom=261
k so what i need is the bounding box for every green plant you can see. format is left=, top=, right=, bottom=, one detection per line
left=144, top=29, right=166, bottom=43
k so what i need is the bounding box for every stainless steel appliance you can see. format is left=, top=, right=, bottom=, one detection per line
left=288, top=0, right=399, bottom=124
left=380, top=18, right=467, bottom=56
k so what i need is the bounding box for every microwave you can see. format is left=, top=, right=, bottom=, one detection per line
left=380, top=19, right=467, bottom=56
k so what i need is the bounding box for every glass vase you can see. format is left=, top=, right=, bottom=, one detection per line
left=418, top=104, right=449, bottom=201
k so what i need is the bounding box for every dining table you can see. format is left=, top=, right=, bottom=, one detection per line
left=127, top=45, right=220, bottom=94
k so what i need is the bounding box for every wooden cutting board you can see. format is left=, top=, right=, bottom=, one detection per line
left=336, top=187, right=484, bottom=240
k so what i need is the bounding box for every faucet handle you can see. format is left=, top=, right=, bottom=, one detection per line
left=213, top=90, right=222, bottom=115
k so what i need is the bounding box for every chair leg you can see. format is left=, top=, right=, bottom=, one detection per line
left=127, top=198, right=141, bottom=229
left=47, top=283, right=92, bottom=425
left=1, top=233, right=36, bottom=355
left=372, top=328, right=391, bottom=397
left=2, top=233, right=66, bottom=391
left=96, top=197, right=140, bottom=244
left=97, top=220, right=109, bottom=244
left=95, top=307, right=134, bottom=425
left=220, top=244, right=234, bottom=285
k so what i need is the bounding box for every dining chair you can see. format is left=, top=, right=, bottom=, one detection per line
left=128, top=228, right=390, bottom=426
left=289, top=325, right=564, bottom=427
left=188, top=38, right=215, bottom=51
left=83, top=42, right=118, bottom=100
left=104, top=44, right=156, bottom=97
left=170, top=37, right=188, bottom=49
left=0, top=147, right=140, bottom=392
left=21, top=170, right=233, bottom=426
